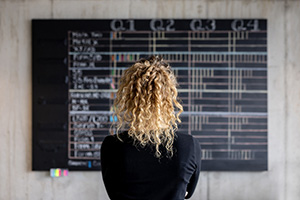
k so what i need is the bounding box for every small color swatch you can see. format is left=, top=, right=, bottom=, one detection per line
left=50, top=168, right=69, bottom=177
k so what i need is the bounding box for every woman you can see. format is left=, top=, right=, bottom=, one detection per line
left=101, top=56, right=201, bottom=200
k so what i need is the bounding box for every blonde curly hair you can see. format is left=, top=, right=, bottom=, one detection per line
left=112, top=56, right=183, bottom=158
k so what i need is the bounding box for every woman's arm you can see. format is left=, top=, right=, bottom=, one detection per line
left=185, top=139, right=202, bottom=199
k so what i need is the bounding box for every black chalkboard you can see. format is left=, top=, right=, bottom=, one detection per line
left=32, top=19, right=267, bottom=171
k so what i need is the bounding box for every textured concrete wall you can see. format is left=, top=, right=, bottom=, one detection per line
left=0, top=0, right=299, bottom=200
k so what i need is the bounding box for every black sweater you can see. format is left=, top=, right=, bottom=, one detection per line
left=101, top=132, right=201, bottom=200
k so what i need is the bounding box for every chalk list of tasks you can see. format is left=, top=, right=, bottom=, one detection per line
left=68, top=31, right=113, bottom=168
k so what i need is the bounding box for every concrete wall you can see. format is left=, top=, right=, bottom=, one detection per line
left=0, top=0, right=299, bottom=199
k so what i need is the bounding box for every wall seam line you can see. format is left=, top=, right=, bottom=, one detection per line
left=283, top=0, right=288, bottom=200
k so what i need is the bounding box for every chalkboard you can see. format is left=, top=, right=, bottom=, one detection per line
left=32, top=19, right=267, bottom=171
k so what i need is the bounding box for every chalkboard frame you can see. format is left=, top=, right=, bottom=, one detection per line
left=32, top=19, right=268, bottom=171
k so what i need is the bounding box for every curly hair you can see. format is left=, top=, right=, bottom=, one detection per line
left=112, top=56, right=183, bottom=158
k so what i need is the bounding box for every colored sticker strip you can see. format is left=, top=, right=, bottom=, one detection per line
left=50, top=168, right=69, bottom=177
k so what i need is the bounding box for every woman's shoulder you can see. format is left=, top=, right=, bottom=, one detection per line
left=175, top=132, right=197, bottom=143
left=175, top=132, right=201, bottom=152
left=103, top=134, right=116, bottom=143
left=102, top=133, right=123, bottom=152
left=102, top=131, right=130, bottom=144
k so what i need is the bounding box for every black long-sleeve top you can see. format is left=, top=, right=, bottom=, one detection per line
left=101, top=131, right=201, bottom=200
